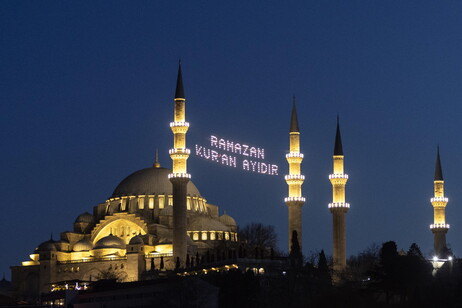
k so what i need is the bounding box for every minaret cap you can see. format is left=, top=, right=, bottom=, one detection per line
left=434, top=145, right=443, bottom=181
left=175, top=60, right=185, bottom=99
left=334, top=115, right=344, bottom=155
left=290, top=96, right=299, bottom=133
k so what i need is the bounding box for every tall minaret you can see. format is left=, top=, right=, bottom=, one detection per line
left=168, top=62, right=191, bottom=266
left=329, top=116, right=349, bottom=273
left=430, top=146, right=449, bottom=257
left=284, top=98, right=305, bottom=252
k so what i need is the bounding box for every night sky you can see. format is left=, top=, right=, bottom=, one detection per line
left=2, top=1, right=462, bottom=279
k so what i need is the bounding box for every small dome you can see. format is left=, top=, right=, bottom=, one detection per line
left=94, top=234, right=126, bottom=250
left=188, top=216, right=230, bottom=232
left=75, top=212, right=94, bottom=224
left=159, top=206, right=173, bottom=216
left=129, top=235, right=144, bottom=245
left=219, top=214, right=237, bottom=227
left=36, top=240, right=57, bottom=252
left=73, top=238, right=93, bottom=252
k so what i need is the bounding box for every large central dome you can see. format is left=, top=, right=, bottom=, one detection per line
left=111, top=167, right=202, bottom=198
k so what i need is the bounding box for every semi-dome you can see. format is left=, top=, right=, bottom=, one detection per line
left=36, top=240, right=56, bottom=252
left=75, top=212, right=94, bottom=224
left=73, top=238, right=93, bottom=252
left=188, top=216, right=230, bottom=232
left=111, top=167, right=201, bottom=198
left=219, top=214, right=237, bottom=227
left=94, top=234, right=126, bottom=250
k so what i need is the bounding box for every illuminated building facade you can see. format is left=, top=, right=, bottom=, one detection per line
left=10, top=65, right=238, bottom=301
left=430, top=146, right=449, bottom=257
left=328, top=117, right=349, bottom=274
left=284, top=99, right=305, bottom=252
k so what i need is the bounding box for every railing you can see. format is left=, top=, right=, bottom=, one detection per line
left=57, top=256, right=127, bottom=264
left=284, top=197, right=306, bottom=202
left=431, top=197, right=448, bottom=203
left=145, top=252, right=173, bottom=259
left=328, top=202, right=350, bottom=209
left=329, top=174, right=349, bottom=179
left=430, top=223, right=450, bottom=229
left=168, top=173, right=191, bottom=179
left=170, top=121, right=190, bottom=127
left=284, top=175, right=305, bottom=181
left=285, top=153, right=304, bottom=159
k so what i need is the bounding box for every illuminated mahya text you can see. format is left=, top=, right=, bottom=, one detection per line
left=194, top=135, right=278, bottom=175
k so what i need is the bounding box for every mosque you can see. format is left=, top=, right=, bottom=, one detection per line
left=10, top=62, right=451, bottom=302
left=10, top=64, right=239, bottom=300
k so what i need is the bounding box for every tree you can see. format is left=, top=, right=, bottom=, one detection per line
left=238, top=223, right=278, bottom=252
left=318, top=250, right=331, bottom=285
left=289, top=230, right=303, bottom=267
left=408, top=243, right=424, bottom=259
left=96, top=266, right=127, bottom=282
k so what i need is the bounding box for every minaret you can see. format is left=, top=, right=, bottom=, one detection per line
left=284, top=98, right=305, bottom=252
left=329, top=116, right=349, bottom=274
left=430, top=146, right=449, bottom=257
left=168, top=62, right=191, bottom=266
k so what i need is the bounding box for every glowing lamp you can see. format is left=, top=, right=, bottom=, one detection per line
left=329, top=173, right=349, bottom=179
left=285, top=152, right=304, bottom=159
left=170, top=121, right=190, bottom=128
left=430, top=197, right=448, bottom=203
left=328, top=202, right=350, bottom=209
left=168, top=173, right=191, bottom=179
left=284, top=197, right=306, bottom=202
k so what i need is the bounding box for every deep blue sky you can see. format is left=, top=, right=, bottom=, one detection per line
left=2, top=1, right=462, bottom=278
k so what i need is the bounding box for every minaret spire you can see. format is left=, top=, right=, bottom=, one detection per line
left=284, top=96, right=305, bottom=253
left=434, top=145, right=443, bottom=181
left=290, top=96, right=299, bottom=133
left=333, top=115, right=343, bottom=155
left=329, top=115, right=349, bottom=278
left=175, top=60, right=185, bottom=99
left=430, top=145, right=449, bottom=257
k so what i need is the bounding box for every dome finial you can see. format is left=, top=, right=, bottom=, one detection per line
left=154, top=148, right=161, bottom=168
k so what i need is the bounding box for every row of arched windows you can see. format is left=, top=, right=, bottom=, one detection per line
left=187, top=231, right=238, bottom=242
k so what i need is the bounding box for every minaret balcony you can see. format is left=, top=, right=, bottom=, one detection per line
left=431, top=197, right=448, bottom=203
left=169, top=148, right=191, bottom=155
left=328, top=202, right=350, bottom=209
left=168, top=173, right=191, bottom=179
left=329, top=173, right=349, bottom=179
left=430, top=223, right=450, bottom=230
left=170, top=122, right=190, bottom=134
left=286, top=152, right=304, bottom=159
left=170, top=121, right=190, bottom=128
left=284, top=175, right=305, bottom=181
left=284, top=197, right=306, bottom=203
